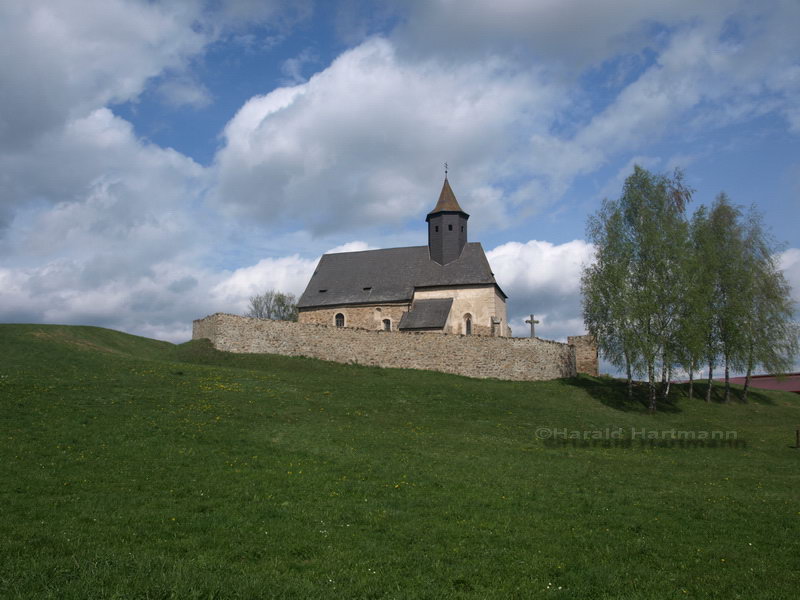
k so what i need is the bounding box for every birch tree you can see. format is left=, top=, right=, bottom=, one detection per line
left=706, top=195, right=750, bottom=402
left=583, top=166, right=690, bottom=410
left=583, top=200, right=640, bottom=397
left=675, top=206, right=716, bottom=400
left=738, top=208, right=798, bottom=401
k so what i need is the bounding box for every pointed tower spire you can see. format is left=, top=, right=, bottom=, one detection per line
left=428, top=176, right=464, bottom=214
left=426, top=173, right=469, bottom=265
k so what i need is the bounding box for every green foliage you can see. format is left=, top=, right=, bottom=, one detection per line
left=674, top=205, right=716, bottom=395
left=583, top=199, right=640, bottom=389
left=583, top=166, right=798, bottom=409
left=2, top=324, right=800, bottom=598
left=247, top=289, right=299, bottom=321
left=736, top=207, right=799, bottom=399
left=583, top=166, right=692, bottom=409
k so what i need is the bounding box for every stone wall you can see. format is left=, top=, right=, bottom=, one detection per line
left=298, top=303, right=410, bottom=331
left=193, top=313, right=577, bottom=381
left=297, top=284, right=511, bottom=337
left=567, top=334, right=599, bottom=375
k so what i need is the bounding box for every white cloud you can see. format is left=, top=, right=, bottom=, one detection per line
left=779, top=248, right=800, bottom=305
left=206, top=241, right=379, bottom=318
left=0, top=0, right=313, bottom=152
left=0, top=0, right=208, bottom=148
left=326, top=241, right=374, bottom=254
left=210, top=255, right=317, bottom=314
left=211, top=36, right=560, bottom=235
left=0, top=249, right=317, bottom=344
left=487, top=239, right=594, bottom=339
left=489, top=239, right=594, bottom=296
left=1, top=108, right=205, bottom=252
left=212, top=1, right=800, bottom=238
left=0, top=103, right=209, bottom=343
left=0, top=258, right=212, bottom=342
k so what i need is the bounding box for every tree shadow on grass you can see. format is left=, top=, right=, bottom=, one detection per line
left=566, top=375, right=681, bottom=413
left=569, top=375, right=783, bottom=413
left=679, top=381, right=776, bottom=406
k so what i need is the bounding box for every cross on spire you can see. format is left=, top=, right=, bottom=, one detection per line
left=525, top=314, right=540, bottom=338
left=444, top=161, right=448, bottom=178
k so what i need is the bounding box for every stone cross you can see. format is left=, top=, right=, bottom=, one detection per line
left=525, top=314, right=540, bottom=338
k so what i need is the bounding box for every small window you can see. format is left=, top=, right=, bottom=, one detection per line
left=435, top=226, right=439, bottom=232
left=383, top=319, right=391, bottom=331
left=363, top=286, right=372, bottom=291
left=461, top=226, right=464, bottom=232
left=319, top=289, right=327, bottom=293
left=448, top=224, right=453, bottom=231
left=335, top=313, right=345, bottom=327
left=464, top=315, right=472, bottom=336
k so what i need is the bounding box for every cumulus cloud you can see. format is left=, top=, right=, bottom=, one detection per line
left=0, top=0, right=208, bottom=149
left=0, top=105, right=210, bottom=342
left=1, top=108, right=205, bottom=236
left=0, top=0, right=317, bottom=341
left=204, top=240, right=378, bottom=318
left=0, top=251, right=317, bottom=344
left=487, top=239, right=594, bottom=340
left=0, top=259, right=212, bottom=342
left=779, top=248, right=800, bottom=306
left=210, top=255, right=317, bottom=314
left=326, top=241, right=375, bottom=254
left=212, top=1, right=800, bottom=237
left=0, top=0, right=274, bottom=230
left=211, top=36, right=560, bottom=235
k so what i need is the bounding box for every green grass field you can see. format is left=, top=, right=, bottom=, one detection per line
left=1, top=324, right=798, bottom=599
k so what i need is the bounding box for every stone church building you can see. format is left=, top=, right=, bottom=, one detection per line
left=297, top=177, right=512, bottom=337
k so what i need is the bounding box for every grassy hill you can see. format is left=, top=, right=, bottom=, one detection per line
left=1, top=324, right=798, bottom=599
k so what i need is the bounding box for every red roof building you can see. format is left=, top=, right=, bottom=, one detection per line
left=724, top=373, right=800, bottom=394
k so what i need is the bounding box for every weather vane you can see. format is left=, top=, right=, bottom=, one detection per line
left=444, top=161, right=448, bottom=177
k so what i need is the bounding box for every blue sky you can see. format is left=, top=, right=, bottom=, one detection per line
left=1, top=0, right=798, bottom=364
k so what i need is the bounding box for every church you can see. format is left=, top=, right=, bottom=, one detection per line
left=297, top=177, right=512, bottom=337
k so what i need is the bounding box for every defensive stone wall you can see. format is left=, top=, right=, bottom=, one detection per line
left=567, top=334, right=599, bottom=376
left=193, top=313, right=578, bottom=381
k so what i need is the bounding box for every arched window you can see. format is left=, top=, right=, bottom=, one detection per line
left=383, top=319, right=391, bottom=331
left=464, top=314, right=472, bottom=336
left=335, top=313, right=345, bottom=327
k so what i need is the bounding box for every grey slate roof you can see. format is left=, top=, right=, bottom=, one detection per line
left=398, top=298, right=453, bottom=330
left=297, top=242, right=505, bottom=309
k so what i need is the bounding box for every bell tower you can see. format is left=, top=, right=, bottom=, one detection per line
left=426, top=175, right=469, bottom=265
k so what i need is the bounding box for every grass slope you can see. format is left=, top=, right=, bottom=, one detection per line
left=1, top=324, right=799, bottom=599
